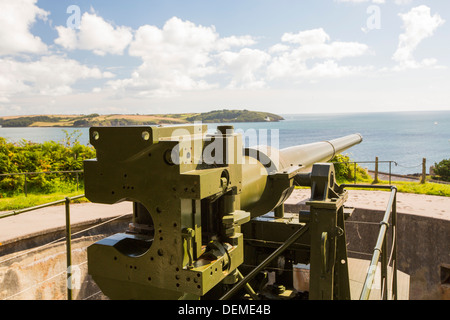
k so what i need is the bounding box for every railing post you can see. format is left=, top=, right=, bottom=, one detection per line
left=421, top=158, right=426, bottom=184
left=373, top=157, right=379, bottom=184
left=65, top=197, right=73, bottom=300
left=389, top=161, right=392, bottom=185
left=24, top=174, right=28, bottom=197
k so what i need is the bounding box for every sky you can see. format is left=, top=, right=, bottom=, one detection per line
left=0, top=0, right=449, bottom=116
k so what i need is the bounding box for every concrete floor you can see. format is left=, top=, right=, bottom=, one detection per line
left=348, top=258, right=410, bottom=300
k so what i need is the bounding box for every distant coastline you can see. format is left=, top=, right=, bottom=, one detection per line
left=0, top=110, right=284, bottom=128
left=1, top=111, right=449, bottom=176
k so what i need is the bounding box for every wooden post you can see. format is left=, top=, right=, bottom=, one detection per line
left=373, top=157, right=379, bottom=184
left=420, top=158, right=426, bottom=184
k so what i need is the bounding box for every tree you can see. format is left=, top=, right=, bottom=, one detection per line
left=434, top=158, right=450, bottom=182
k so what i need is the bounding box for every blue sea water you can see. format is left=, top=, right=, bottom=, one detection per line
left=1, top=111, right=449, bottom=175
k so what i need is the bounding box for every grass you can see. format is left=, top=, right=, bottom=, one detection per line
left=296, top=178, right=450, bottom=197
left=331, top=166, right=450, bottom=196
left=0, top=181, right=89, bottom=212
left=0, top=191, right=88, bottom=212
left=387, top=180, right=450, bottom=196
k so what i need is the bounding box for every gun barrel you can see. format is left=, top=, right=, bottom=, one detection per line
left=279, top=133, right=363, bottom=171
left=241, top=133, right=362, bottom=217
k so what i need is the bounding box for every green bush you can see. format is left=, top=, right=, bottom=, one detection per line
left=434, top=158, right=450, bottom=182
left=0, top=133, right=95, bottom=196
left=330, top=153, right=371, bottom=183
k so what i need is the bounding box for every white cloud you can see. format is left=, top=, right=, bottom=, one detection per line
left=304, top=60, right=374, bottom=78
left=216, top=35, right=256, bottom=51
left=0, top=0, right=49, bottom=56
left=392, top=5, right=445, bottom=69
left=281, top=28, right=330, bottom=45
left=267, top=28, right=370, bottom=80
left=111, top=17, right=258, bottom=96
left=335, top=0, right=371, bottom=3
left=0, top=56, right=114, bottom=101
left=335, top=0, right=414, bottom=4
left=55, top=12, right=133, bottom=56
left=394, top=0, right=412, bottom=5
left=268, top=44, right=290, bottom=54
left=218, top=48, right=271, bottom=88
left=334, top=0, right=385, bottom=3
left=7, top=1, right=445, bottom=116
left=109, top=24, right=373, bottom=95
left=0, top=1, right=119, bottom=107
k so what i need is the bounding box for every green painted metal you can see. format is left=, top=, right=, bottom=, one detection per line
left=241, top=133, right=363, bottom=218
left=305, top=163, right=351, bottom=300
left=83, top=124, right=363, bottom=300
left=220, top=224, right=310, bottom=300
left=340, top=184, right=398, bottom=300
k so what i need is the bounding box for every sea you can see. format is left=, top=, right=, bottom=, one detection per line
left=1, top=110, right=449, bottom=175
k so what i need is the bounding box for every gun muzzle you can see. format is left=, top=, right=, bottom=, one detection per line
left=241, top=133, right=363, bottom=217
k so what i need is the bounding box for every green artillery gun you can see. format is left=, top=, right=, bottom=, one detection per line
left=84, top=124, right=362, bottom=300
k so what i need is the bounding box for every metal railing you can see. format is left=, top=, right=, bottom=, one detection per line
left=341, top=184, right=398, bottom=300
left=0, top=194, right=130, bottom=300
left=0, top=194, right=84, bottom=300
left=220, top=184, right=399, bottom=301
left=332, top=160, right=397, bottom=184
left=0, top=194, right=83, bottom=219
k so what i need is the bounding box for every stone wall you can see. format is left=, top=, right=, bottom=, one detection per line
left=343, top=208, right=449, bottom=300
left=0, top=217, right=129, bottom=300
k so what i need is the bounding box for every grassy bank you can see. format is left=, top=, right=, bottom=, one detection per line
left=0, top=179, right=88, bottom=212
left=330, top=153, right=450, bottom=196
left=341, top=180, right=450, bottom=196
left=374, top=179, right=450, bottom=196
left=297, top=178, right=450, bottom=197
left=0, top=190, right=88, bottom=212
left=0, top=110, right=284, bottom=127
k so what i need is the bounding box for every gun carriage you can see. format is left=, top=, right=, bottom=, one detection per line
left=84, top=124, right=362, bottom=300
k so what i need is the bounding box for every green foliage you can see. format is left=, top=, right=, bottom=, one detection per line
left=0, top=116, right=63, bottom=127
left=330, top=153, right=371, bottom=183
left=0, top=133, right=95, bottom=197
left=394, top=180, right=450, bottom=197
left=186, top=109, right=284, bottom=123
left=433, top=158, right=450, bottom=182
left=72, top=119, right=90, bottom=127
left=0, top=190, right=87, bottom=212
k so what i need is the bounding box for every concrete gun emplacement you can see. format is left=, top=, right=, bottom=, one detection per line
left=84, top=124, right=362, bottom=300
